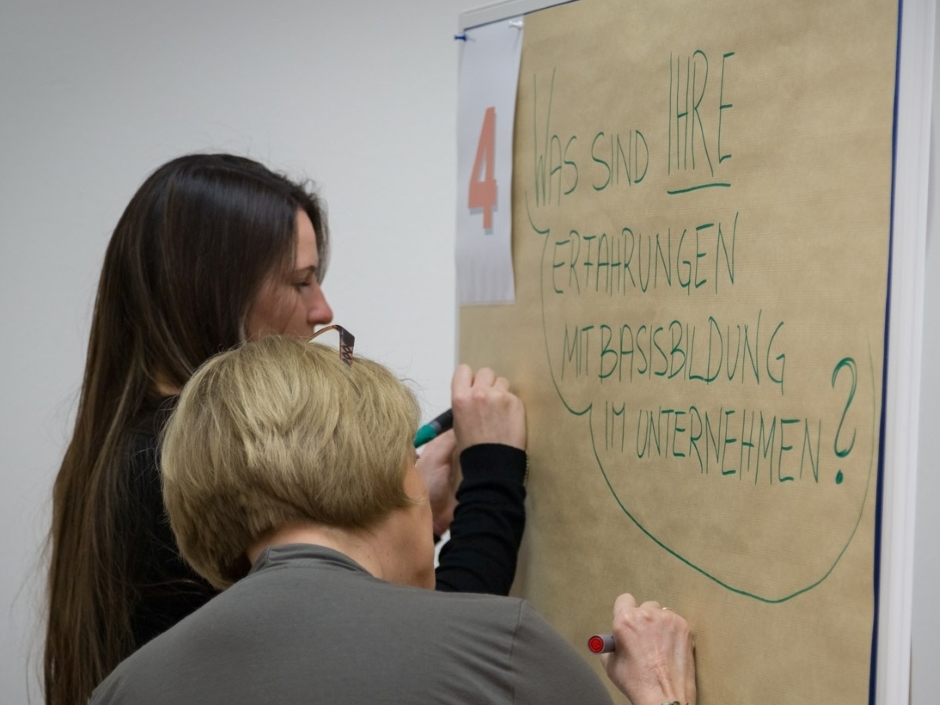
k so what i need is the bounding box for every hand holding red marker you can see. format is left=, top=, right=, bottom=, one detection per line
left=587, top=595, right=697, bottom=705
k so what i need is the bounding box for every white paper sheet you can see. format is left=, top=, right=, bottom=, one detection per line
left=456, top=17, right=523, bottom=305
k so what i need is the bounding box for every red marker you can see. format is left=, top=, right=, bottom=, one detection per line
left=587, top=633, right=615, bottom=654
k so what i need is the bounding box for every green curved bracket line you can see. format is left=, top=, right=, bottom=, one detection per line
left=534, top=203, right=877, bottom=602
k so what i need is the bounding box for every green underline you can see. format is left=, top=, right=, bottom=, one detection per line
left=667, top=182, right=731, bottom=195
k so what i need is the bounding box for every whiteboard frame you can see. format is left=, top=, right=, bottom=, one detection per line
left=877, top=2, right=935, bottom=705
left=458, top=0, right=576, bottom=31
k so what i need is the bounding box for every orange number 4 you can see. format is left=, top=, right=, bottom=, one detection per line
left=468, top=106, right=497, bottom=230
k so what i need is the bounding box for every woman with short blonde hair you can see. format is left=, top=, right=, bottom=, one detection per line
left=163, top=336, right=421, bottom=589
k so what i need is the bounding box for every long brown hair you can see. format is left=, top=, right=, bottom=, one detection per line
left=44, top=154, right=330, bottom=705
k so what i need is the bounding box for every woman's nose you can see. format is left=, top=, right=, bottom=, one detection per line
left=307, top=284, right=333, bottom=326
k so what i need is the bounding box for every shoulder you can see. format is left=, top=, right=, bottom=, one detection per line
left=88, top=640, right=162, bottom=705
left=419, top=594, right=612, bottom=704
left=509, top=601, right=615, bottom=704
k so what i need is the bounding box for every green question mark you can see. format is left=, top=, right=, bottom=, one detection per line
left=831, top=357, right=857, bottom=484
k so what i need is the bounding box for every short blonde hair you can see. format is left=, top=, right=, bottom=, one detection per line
left=161, top=336, right=420, bottom=589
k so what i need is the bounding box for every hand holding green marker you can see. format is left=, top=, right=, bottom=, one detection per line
left=413, top=409, right=454, bottom=447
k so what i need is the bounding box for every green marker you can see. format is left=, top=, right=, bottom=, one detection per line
left=414, top=409, right=454, bottom=447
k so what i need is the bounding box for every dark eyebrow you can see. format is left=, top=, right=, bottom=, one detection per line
left=291, top=265, right=318, bottom=278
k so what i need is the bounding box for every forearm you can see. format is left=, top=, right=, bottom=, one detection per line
left=434, top=444, right=526, bottom=594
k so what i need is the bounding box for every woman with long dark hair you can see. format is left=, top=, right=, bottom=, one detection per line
left=44, top=154, right=527, bottom=705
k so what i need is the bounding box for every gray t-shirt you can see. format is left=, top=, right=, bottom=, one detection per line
left=90, top=544, right=614, bottom=705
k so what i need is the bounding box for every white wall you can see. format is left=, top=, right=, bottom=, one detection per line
left=0, top=1, right=480, bottom=701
